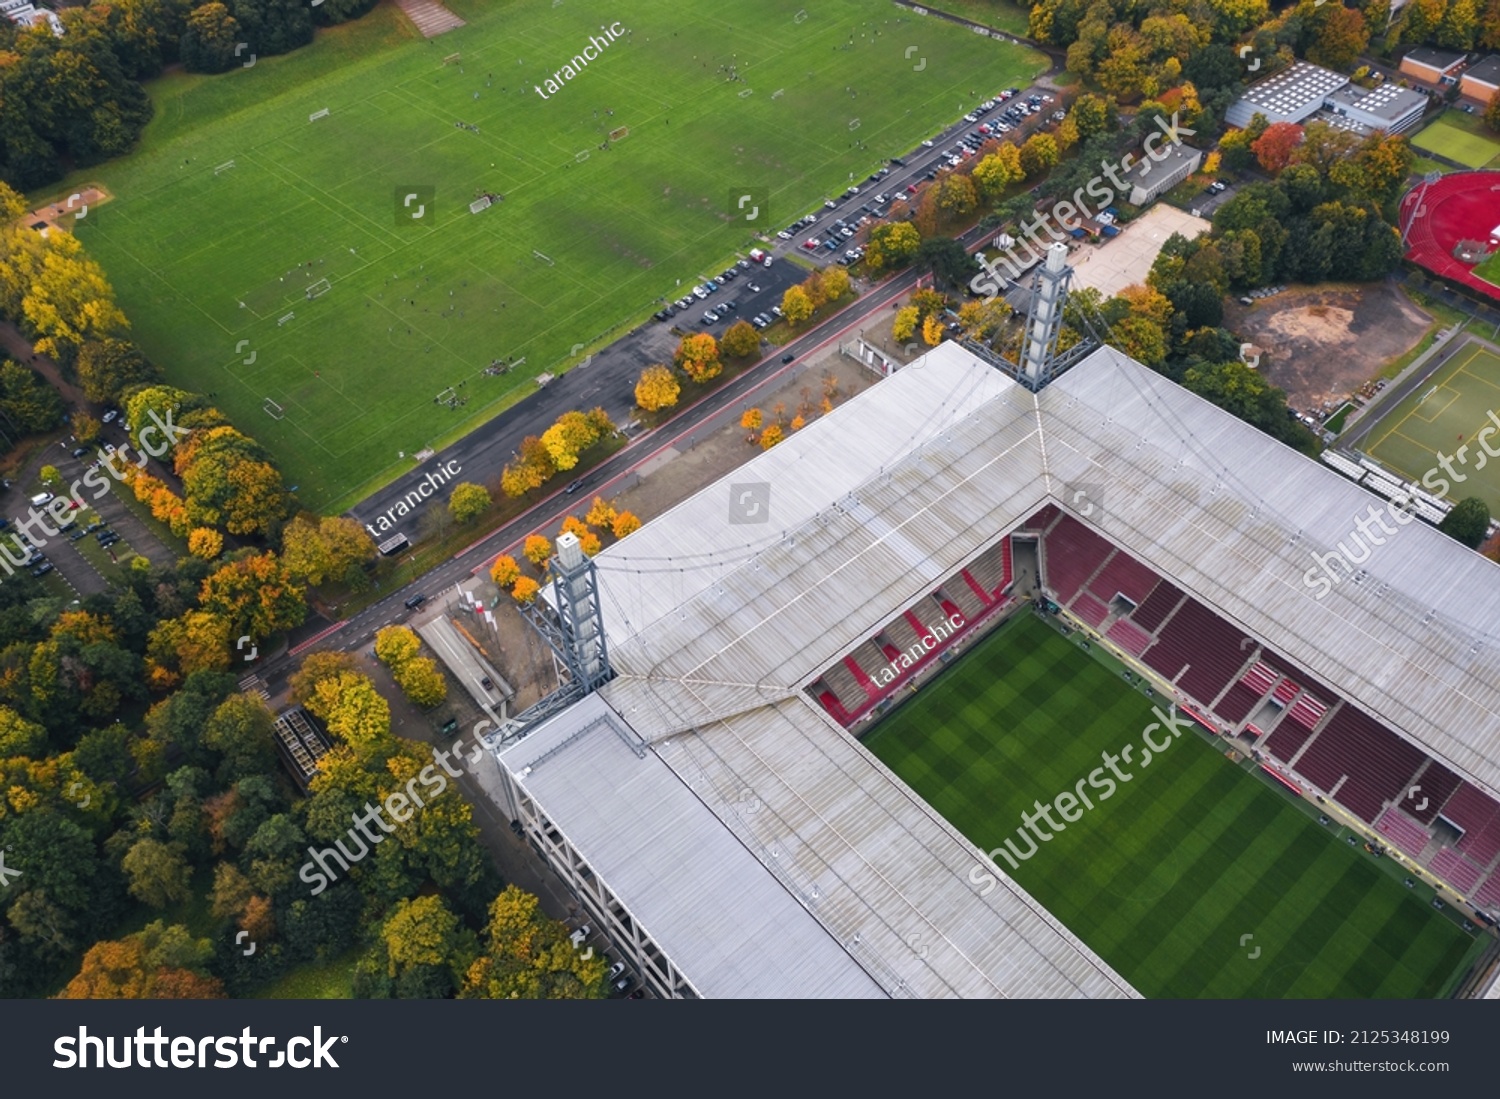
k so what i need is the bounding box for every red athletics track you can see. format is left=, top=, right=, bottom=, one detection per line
left=1400, top=169, right=1500, bottom=302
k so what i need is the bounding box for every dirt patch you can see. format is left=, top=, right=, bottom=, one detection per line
left=1224, top=283, right=1433, bottom=415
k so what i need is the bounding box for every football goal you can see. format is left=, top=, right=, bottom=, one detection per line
left=305, top=277, right=331, bottom=300
left=263, top=398, right=285, bottom=420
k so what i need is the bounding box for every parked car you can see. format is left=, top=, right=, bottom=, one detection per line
left=569, top=925, right=591, bottom=948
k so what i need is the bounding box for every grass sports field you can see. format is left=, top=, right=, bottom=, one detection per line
left=62, top=0, right=1045, bottom=510
left=1364, top=337, right=1500, bottom=513
left=865, top=614, right=1478, bottom=998
left=1412, top=114, right=1500, bottom=170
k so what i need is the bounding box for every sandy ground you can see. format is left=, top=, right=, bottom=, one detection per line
left=1224, top=283, right=1434, bottom=414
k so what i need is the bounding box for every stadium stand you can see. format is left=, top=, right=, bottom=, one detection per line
left=1042, top=515, right=1116, bottom=602
left=1087, top=549, right=1161, bottom=606
left=1286, top=692, right=1328, bottom=730
left=1264, top=715, right=1318, bottom=767
left=1024, top=504, right=1061, bottom=532
left=1474, top=871, right=1500, bottom=910
left=1213, top=682, right=1262, bottom=725
left=1431, top=847, right=1484, bottom=893
left=1375, top=807, right=1431, bottom=857
left=843, top=654, right=879, bottom=697
left=1292, top=705, right=1426, bottom=823
left=1104, top=617, right=1153, bottom=656
left=1071, top=591, right=1110, bottom=628
left=1130, top=579, right=1183, bottom=632
left=1141, top=598, right=1251, bottom=707
left=1407, top=759, right=1464, bottom=825
left=1459, top=809, right=1500, bottom=867
left=943, top=579, right=988, bottom=621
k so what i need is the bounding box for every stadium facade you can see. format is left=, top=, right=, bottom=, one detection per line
left=473, top=337, right=1500, bottom=999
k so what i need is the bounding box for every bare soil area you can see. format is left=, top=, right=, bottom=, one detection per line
left=1224, top=283, right=1433, bottom=414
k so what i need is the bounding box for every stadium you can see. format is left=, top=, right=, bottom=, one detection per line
left=468, top=249, right=1500, bottom=999
left=1400, top=169, right=1500, bottom=302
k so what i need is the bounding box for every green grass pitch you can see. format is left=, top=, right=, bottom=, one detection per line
left=864, top=614, right=1478, bottom=998
left=62, top=0, right=1046, bottom=510
left=1363, top=338, right=1500, bottom=513
left=1412, top=115, right=1500, bottom=171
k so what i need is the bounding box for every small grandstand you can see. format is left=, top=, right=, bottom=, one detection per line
left=479, top=338, right=1500, bottom=998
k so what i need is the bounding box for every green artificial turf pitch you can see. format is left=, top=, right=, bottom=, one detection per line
left=63, top=0, right=1046, bottom=510
left=864, top=614, right=1477, bottom=998
left=1411, top=115, right=1500, bottom=171
left=1363, top=338, right=1500, bottom=514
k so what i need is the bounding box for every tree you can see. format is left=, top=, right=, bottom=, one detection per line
left=460, top=885, right=607, bottom=999
left=501, top=435, right=555, bottom=497
left=740, top=408, right=763, bottom=431
left=187, top=528, right=224, bottom=560
left=634, top=364, right=680, bottom=412
left=973, top=145, right=1026, bottom=201
left=202, top=694, right=276, bottom=785
left=305, top=671, right=392, bottom=752
left=539, top=410, right=602, bottom=473
left=1310, top=5, right=1370, bottom=69
left=922, top=312, right=946, bottom=346
left=781, top=285, right=814, bottom=326
left=289, top=651, right=358, bottom=707
left=1486, top=89, right=1500, bottom=134
left=673, top=333, right=722, bottom=383
left=361, top=895, right=477, bottom=998
left=957, top=298, right=1010, bottom=339
left=1251, top=122, right=1304, bottom=176
left=490, top=554, right=521, bottom=587
left=932, top=173, right=978, bottom=219
left=375, top=625, right=422, bottom=668
left=585, top=496, right=617, bottom=529
left=511, top=576, right=540, bottom=604
left=865, top=221, right=921, bottom=271
left=759, top=424, right=784, bottom=449
left=122, top=836, right=192, bottom=908
left=919, top=237, right=975, bottom=290
left=280, top=515, right=375, bottom=586
left=523, top=535, right=552, bottom=568
left=180, top=1, right=241, bottom=72
left=1439, top=497, right=1491, bottom=548
left=721, top=319, right=761, bottom=358
left=1019, top=132, right=1061, bottom=177
left=449, top=482, right=491, bottom=524
left=60, top=924, right=225, bottom=999
left=76, top=338, right=158, bottom=404
left=199, top=552, right=306, bottom=639
left=611, top=510, right=642, bottom=538
left=893, top=306, right=920, bottom=343
left=394, top=657, right=447, bottom=707
left=821, top=266, right=851, bottom=301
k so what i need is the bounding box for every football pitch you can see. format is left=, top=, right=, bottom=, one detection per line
left=64, top=0, right=1045, bottom=509
left=1363, top=337, right=1500, bottom=513
left=865, top=614, right=1478, bottom=998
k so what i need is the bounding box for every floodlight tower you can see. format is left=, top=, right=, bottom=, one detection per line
left=521, top=531, right=613, bottom=693
left=1020, top=242, right=1074, bottom=387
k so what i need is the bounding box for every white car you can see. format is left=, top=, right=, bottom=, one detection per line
left=777, top=230, right=793, bottom=240
left=921, top=139, right=934, bottom=147
left=692, top=286, right=708, bottom=300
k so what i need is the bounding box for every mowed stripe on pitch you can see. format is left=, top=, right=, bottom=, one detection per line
left=864, top=613, right=1475, bottom=998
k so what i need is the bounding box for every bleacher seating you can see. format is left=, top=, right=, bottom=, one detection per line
left=850, top=639, right=889, bottom=678
left=1286, top=692, right=1327, bottom=730
left=1042, top=515, right=1115, bottom=602
left=943, top=580, right=987, bottom=621
left=1458, top=811, right=1500, bottom=868
left=1131, top=579, right=1183, bottom=632
left=1292, top=704, right=1425, bottom=823
left=842, top=654, right=879, bottom=697
left=1430, top=847, right=1484, bottom=893
left=1272, top=677, right=1300, bottom=705
left=1375, top=807, right=1431, bottom=857
left=1087, top=550, right=1161, bottom=606
left=1264, top=716, right=1317, bottom=767
left=815, top=687, right=850, bottom=723
left=1071, top=591, right=1109, bottom=628
left=1001, top=538, right=1013, bottom=590
left=1240, top=662, right=1277, bottom=695
left=966, top=541, right=1011, bottom=599
left=1213, top=682, right=1261, bottom=724
left=1439, top=782, right=1500, bottom=835
left=1407, top=760, right=1463, bottom=825
left=823, top=658, right=872, bottom=708
left=1259, top=650, right=1335, bottom=707
left=1104, top=617, right=1152, bottom=656
left=1474, top=872, right=1500, bottom=910
left=1141, top=598, right=1250, bottom=707
left=885, top=613, right=925, bottom=653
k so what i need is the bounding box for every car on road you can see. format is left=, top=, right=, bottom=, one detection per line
left=404, top=593, right=426, bottom=610
left=564, top=479, right=584, bottom=494
left=101, top=410, right=119, bottom=424
left=71, top=446, right=87, bottom=458
left=781, top=353, right=794, bottom=364
left=921, top=139, right=934, bottom=147
left=1210, top=180, right=1228, bottom=194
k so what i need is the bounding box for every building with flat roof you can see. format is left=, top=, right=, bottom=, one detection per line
left=1321, top=81, right=1427, bottom=135
left=1226, top=61, right=1350, bottom=128
left=1121, top=139, right=1203, bottom=206
left=1401, top=47, right=1466, bottom=85
left=1462, top=55, right=1500, bottom=103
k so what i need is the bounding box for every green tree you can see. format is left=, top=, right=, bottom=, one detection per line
left=1439, top=496, right=1491, bottom=548
left=781, top=285, right=814, bottom=326
left=721, top=319, right=761, bottom=358
left=202, top=693, right=276, bottom=785
left=122, top=836, right=193, bottom=909
left=76, top=339, right=159, bottom=404
left=449, top=482, right=491, bottom=524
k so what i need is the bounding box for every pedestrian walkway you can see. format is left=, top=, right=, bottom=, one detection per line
left=394, top=0, right=465, bottom=38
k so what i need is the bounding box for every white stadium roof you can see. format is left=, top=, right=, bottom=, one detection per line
left=505, top=339, right=1500, bottom=998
